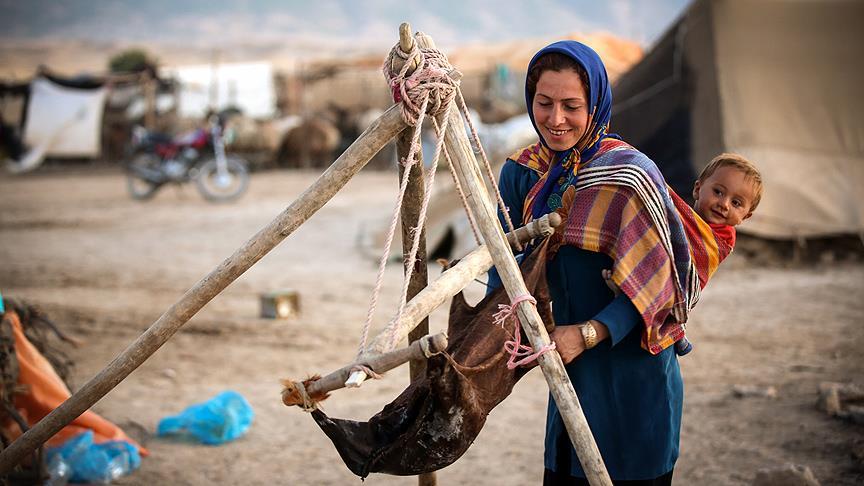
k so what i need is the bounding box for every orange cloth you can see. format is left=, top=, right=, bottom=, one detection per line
left=1, top=311, right=148, bottom=455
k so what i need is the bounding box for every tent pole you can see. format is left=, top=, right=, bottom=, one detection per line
left=0, top=105, right=408, bottom=474
left=143, top=71, right=157, bottom=131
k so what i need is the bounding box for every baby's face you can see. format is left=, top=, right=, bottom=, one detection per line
left=692, top=166, right=757, bottom=226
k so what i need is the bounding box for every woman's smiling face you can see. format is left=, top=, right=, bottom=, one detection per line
left=532, top=69, right=590, bottom=152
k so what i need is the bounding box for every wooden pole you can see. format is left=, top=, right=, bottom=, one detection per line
left=395, top=24, right=435, bottom=486
left=433, top=49, right=614, bottom=486
left=393, top=22, right=431, bottom=383
left=142, top=71, right=157, bottom=131
left=0, top=105, right=408, bottom=473
left=364, top=212, right=561, bottom=357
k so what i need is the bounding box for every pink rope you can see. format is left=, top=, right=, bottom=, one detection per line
left=492, top=294, right=556, bottom=369
left=384, top=43, right=457, bottom=127
left=349, top=364, right=384, bottom=380
left=356, top=94, right=428, bottom=359
left=362, top=39, right=459, bottom=355
left=386, top=101, right=451, bottom=350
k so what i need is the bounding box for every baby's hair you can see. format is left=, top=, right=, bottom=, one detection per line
left=698, top=153, right=764, bottom=212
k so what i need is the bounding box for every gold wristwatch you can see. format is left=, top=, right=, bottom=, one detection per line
left=580, top=322, right=598, bottom=349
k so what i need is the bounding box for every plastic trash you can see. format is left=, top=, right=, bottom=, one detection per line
left=43, top=452, right=70, bottom=486
left=45, top=430, right=140, bottom=484
left=157, top=390, right=254, bottom=445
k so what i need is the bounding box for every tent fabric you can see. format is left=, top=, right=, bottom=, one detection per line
left=713, top=0, right=864, bottom=238
left=611, top=0, right=864, bottom=239
left=164, top=62, right=276, bottom=119
left=38, top=70, right=105, bottom=91
left=22, top=76, right=107, bottom=158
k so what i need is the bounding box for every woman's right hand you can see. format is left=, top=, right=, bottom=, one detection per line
left=549, top=325, right=587, bottom=364
left=550, top=320, right=610, bottom=364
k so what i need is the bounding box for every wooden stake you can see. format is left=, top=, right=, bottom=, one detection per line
left=395, top=25, right=431, bottom=383
left=396, top=26, right=434, bottom=483
left=391, top=22, right=421, bottom=76
left=142, top=71, right=157, bottom=131
left=0, top=105, right=408, bottom=473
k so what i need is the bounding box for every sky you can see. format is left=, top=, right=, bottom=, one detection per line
left=0, top=0, right=693, bottom=52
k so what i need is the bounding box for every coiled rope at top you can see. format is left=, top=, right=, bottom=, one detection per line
left=386, top=42, right=457, bottom=127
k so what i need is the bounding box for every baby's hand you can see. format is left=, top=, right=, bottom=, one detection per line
left=602, top=269, right=621, bottom=296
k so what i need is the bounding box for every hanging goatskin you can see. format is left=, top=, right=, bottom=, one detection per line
left=312, top=238, right=554, bottom=478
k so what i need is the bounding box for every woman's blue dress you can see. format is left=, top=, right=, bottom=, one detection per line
left=496, top=160, right=683, bottom=480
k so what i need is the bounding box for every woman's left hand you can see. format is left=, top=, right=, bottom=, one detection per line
left=549, top=320, right=610, bottom=364
left=549, top=325, right=587, bottom=364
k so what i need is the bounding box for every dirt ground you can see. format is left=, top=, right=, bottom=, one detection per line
left=1, top=167, right=862, bottom=485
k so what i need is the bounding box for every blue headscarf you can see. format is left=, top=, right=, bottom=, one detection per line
left=526, top=41, right=616, bottom=219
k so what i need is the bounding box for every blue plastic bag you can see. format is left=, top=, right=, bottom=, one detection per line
left=45, top=430, right=141, bottom=484
left=157, top=390, right=253, bottom=445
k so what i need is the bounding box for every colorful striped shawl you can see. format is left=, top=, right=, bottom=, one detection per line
left=511, top=139, right=732, bottom=354
left=669, top=190, right=734, bottom=291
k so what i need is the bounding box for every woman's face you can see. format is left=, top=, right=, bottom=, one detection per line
left=532, top=68, right=590, bottom=152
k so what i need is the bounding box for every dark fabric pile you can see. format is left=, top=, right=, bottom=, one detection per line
left=313, top=240, right=554, bottom=478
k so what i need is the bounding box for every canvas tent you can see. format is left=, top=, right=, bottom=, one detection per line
left=164, top=62, right=275, bottom=119
left=3, top=73, right=108, bottom=173
left=23, top=76, right=107, bottom=158
left=611, top=0, right=864, bottom=239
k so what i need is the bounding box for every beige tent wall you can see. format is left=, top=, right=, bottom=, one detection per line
left=712, top=0, right=864, bottom=238
left=687, top=0, right=725, bottom=176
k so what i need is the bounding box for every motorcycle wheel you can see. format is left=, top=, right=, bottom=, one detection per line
left=195, top=157, right=249, bottom=202
left=126, top=152, right=163, bottom=200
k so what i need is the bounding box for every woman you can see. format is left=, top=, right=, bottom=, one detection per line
left=498, top=41, right=693, bottom=485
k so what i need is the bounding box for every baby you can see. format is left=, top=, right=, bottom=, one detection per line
left=604, top=153, right=764, bottom=355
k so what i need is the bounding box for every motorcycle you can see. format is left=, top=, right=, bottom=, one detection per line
left=125, top=115, right=249, bottom=202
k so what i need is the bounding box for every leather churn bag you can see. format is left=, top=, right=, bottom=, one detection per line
left=312, top=238, right=555, bottom=478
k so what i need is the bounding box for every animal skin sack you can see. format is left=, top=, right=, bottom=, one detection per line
left=312, top=239, right=554, bottom=478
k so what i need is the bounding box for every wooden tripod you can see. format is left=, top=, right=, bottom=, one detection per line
left=0, top=24, right=612, bottom=486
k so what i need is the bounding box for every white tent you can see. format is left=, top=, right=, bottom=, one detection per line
left=165, top=62, right=276, bottom=119
left=22, top=76, right=107, bottom=159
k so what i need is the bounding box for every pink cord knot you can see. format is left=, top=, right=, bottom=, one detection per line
left=390, top=81, right=403, bottom=103
left=492, top=294, right=555, bottom=369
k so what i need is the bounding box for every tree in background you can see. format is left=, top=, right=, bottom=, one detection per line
left=108, top=49, right=158, bottom=76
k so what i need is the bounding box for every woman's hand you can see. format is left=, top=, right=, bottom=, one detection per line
left=549, top=320, right=610, bottom=364
left=549, top=325, right=587, bottom=364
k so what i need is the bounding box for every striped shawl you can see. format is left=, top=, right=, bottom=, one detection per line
left=512, top=139, right=732, bottom=354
